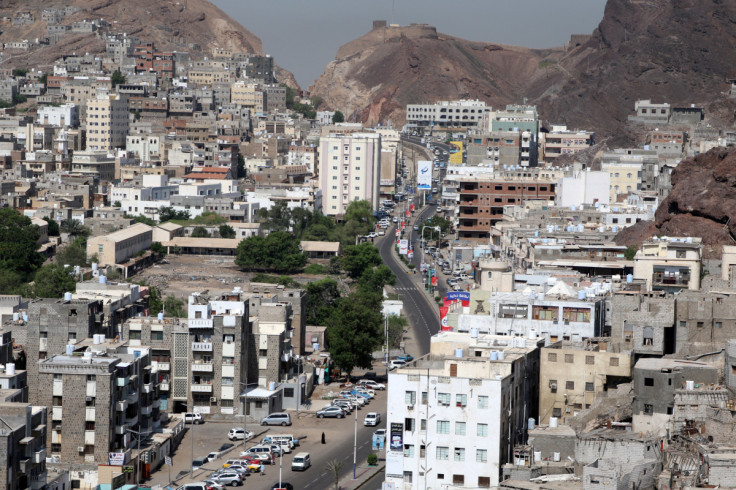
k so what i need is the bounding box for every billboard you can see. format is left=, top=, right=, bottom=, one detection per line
left=449, top=141, right=463, bottom=165
left=399, top=239, right=409, bottom=255
left=440, top=306, right=451, bottom=331
left=390, top=422, right=404, bottom=450
left=417, top=160, right=432, bottom=190
left=446, top=291, right=471, bottom=306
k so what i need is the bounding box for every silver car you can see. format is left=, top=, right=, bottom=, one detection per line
left=211, top=472, right=243, bottom=486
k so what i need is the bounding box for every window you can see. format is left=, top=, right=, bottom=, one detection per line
left=552, top=407, right=562, bottom=418
left=547, top=352, right=557, bottom=362
left=478, top=476, right=491, bottom=488
left=453, top=475, right=465, bottom=485
left=420, top=419, right=426, bottom=431
left=421, top=392, right=427, bottom=404
left=478, top=395, right=488, bottom=409
left=403, top=444, right=414, bottom=458
left=644, top=404, right=653, bottom=415
left=438, top=392, right=450, bottom=406
left=716, top=322, right=723, bottom=329
left=476, top=449, right=488, bottom=463
left=403, top=471, right=413, bottom=483
left=644, top=377, right=654, bottom=387
left=676, top=250, right=686, bottom=258
left=456, top=394, right=467, bottom=407
left=566, top=381, right=574, bottom=390
left=454, top=447, right=465, bottom=461
left=436, top=446, right=449, bottom=460
left=586, top=355, right=594, bottom=365
left=477, top=423, right=488, bottom=437
left=550, top=379, right=558, bottom=393
left=565, top=354, right=574, bottom=363
left=586, top=382, right=594, bottom=392
left=455, top=422, right=466, bottom=435
left=405, top=391, right=416, bottom=405
left=437, top=420, right=449, bottom=434
left=610, top=357, right=619, bottom=367
left=152, top=331, right=163, bottom=341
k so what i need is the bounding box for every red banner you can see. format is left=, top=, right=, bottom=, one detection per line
left=431, top=276, right=438, bottom=286
left=410, top=204, right=415, bottom=211
left=439, top=306, right=451, bottom=331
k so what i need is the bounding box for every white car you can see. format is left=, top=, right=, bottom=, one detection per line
left=364, top=412, right=381, bottom=427
left=389, top=360, right=406, bottom=370
left=392, top=217, right=399, bottom=223
left=358, top=380, right=386, bottom=391
left=228, top=428, right=254, bottom=441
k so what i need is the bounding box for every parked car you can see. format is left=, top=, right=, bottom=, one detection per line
left=241, top=446, right=274, bottom=459
left=413, top=225, right=419, bottom=231
left=317, top=406, right=346, bottom=418
left=397, top=354, right=414, bottom=363
left=192, top=458, right=207, bottom=471
left=260, top=413, right=291, bottom=426
left=228, top=428, right=254, bottom=441
left=374, top=428, right=387, bottom=438
left=358, top=380, right=385, bottom=390
left=210, top=471, right=243, bottom=487
left=364, top=412, right=381, bottom=426
left=185, top=413, right=204, bottom=424
left=218, top=443, right=235, bottom=452
left=205, top=452, right=220, bottom=463
left=203, top=481, right=226, bottom=490
left=291, top=452, right=311, bottom=471
left=332, top=400, right=353, bottom=413
left=177, top=483, right=217, bottom=490
left=271, top=483, right=294, bottom=490
left=389, top=360, right=406, bottom=370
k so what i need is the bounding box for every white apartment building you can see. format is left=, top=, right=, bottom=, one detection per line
left=633, top=237, right=703, bottom=292
left=319, top=132, right=381, bottom=216
left=385, top=333, right=539, bottom=489
left=125, top=133, right=161, bottom=161
left=37, top=103, right=79, bottom=128
left=406, top=99, right=491, bottom=128
left=85, top=91, right=129, bottom=151
left=110, top=174, right=178, bottom=208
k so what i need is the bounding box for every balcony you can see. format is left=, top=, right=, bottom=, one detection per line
left=33, top=449, right=46, bottom=464
left=222, top=342, right=235, bottom=357
left=52, top=406, right=62, bottom=421
left=30, top=473, right=47, bottom=490
left=85, top=407, right=96, bottom=422
left=127, top=390, right=139, bottom=405
left=159, top=382, right=170, bottom=391
left=115, top=423, right=127, bottom=435
left=52, top=380, right=63, bottom=397
left=192, top=342, right=213, bottom=351
left=126, top=414, right=138, bottom=427
left=459, top=200, right=478, bottom=207
left=156, top=362, right=170, bottom=371
left=221, top=364, right=235, bottom=378
left=116, top=400, right=128, bottom=412
left=20, top=459, right=31, bottom=475
left=84, top=430, right=95, bottom=445
left=152, top=398, right=161, bottom=408
left=188, top=318, right=213, bottom=329
left=191, top=362, right=214, bottom=372
left=141, top=405, right=152, bottom=416
left=142, top=382, right=153, bottom=394
left=191, top=383, right=213, bottom=393
left=116, top=376, right=130, bottom=387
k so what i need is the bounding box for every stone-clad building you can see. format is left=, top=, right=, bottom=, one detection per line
left=0, top=402, right=48, bottom=489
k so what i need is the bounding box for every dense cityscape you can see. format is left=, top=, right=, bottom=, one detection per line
left=0, top=1, right=734, bottom=490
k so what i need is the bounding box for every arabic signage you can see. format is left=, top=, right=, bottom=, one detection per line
left=446, top=291, right=471, bottom=306
left=390, top=422, right=403, bottom=451
left=416, top=160, right=432, bottom=190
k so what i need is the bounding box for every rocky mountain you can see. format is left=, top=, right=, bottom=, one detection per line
left=0, top=0, right=298, bottom=87
left=312, top=0, right=736, bottom=136
left=615, top=147, right=736, bottom=258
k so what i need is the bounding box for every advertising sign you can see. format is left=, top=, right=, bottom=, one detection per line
left=390, top=422, right=403, bottom=451
left=372, top=433, right=385, bottom=451
left=446, top=291, right=471, bottom=306
left=417, top=160, right=432, bottom=190
left=431, top=276, right=438, bottom=286
left=399, top=239, right=409, bottom=255
left=440, top=306, right=451, bottom=331
left=108, top=453, right=126, bottom=466
left=449, top=141, right=464, bottom=164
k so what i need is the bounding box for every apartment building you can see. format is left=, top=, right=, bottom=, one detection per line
left=455, top=169, right=559, bottom=240
left=122, top=289, right=254, bottom=415
left=610, top=292, right=675, bottom=357
left=319, top=132, right=381, bottom=216
left=541, top=125, right=594, bottom=163
left=633, top=358, right=717, bottom=417
left=633, top=237, right=702, bottom=292
left=600, top=160, right=643, bottom=202
left=385, top=332, right=539, bottom=489
left=36, top=103, right=79, bottom=128
left=230, top=81, right=265, bottom=113
left=405, top=99, right=491, bottom=128
left=85, top=91, right=129, bottom=151
left=39, top=341, right=160, bottom=464
left=70, top=150, right=116, bottom=181
left=0, top=403, right=48, bottom=490
left=539, top=340, right=632, bottom=424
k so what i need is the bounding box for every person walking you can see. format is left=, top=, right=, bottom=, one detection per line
left=260, top=463, right=265, bottom=476
left=321, top=432, right=326, bottom=444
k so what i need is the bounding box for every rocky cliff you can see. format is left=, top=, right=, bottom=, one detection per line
left=615, top=147, right=736, bottom=258
left=313, top=0, right=736, bottom=135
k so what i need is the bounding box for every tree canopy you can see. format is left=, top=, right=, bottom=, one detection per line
left=29, top=264, right=76, bottom=298
left=158, top=207, right=191, bottom=223
left=219, top=224, right=236, bottom=238
left=0, top=209, right=44, bottom=292
left=332, top=111, right=345, bottom=123
left=305, top=278, right=341, bottom=325
left=235, top=231, right=307, bottom=273
left=339, top=242, right=383, bottom=279
left=423, top=215, right=452, bottom=234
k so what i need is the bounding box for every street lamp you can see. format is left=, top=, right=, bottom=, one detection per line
left=126, top=425, right=152, bottom=487
left=238, top=381, right=250, bottom=455
left=183, top=403, right=197, bottom=478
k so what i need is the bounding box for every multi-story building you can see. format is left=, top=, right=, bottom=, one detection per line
left=628, top=99, right=671, bottom=125
left=610, top=292, right=675, bottom=357
left=36, top=103, right=79, bottom=128
left=70, top=150, right=116, bottom=181
left=633, top=358, right=717, bottom=417
left=133, top=43, right=174, bottom=79
left=633, top=237, right=702, bottom=292
left=455, top=169, right=560, bottom=240
left=85, top=91, right=129, bottom=151
left=600, top=159, right=643, bottom=203
left=541, top=125, right=594, bottom=163
left=319, top=132, right=382, bottom=216
left=0, top=402, right=48, bottom=489
left=539, top=340, right=632, bottom=424
left=405, top=99, right=491, bottom=129
left=39, top=341, right=160, bottom=463
left=385, top=332, right=539, bottom=489
left=86, top=223, right=153, bottom=267
left=122, top=289, right=254, bottom=415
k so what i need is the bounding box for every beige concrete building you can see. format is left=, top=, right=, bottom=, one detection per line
left=541, top=125, right=594, bottom=163
left=539, top=340, right=632, bottom=424
left=86, top=223, right=153, bottom=266
left=601, top=160, right=643, bottom=202
left=85, top=91, right=129, bottom=151
left=70, top=150, right=116, bottom=181
left=231, top=81, right=265, bottom=113
left=633, top=237, right=702, bottom=292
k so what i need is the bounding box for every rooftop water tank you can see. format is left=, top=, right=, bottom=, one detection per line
left=534, top=451, right=542, bottom=463
left=455, top=348, right=464, bottom=358
left=550, top=417, right=558, bottom=428
left=99, top=275, right=107, bottom=284
left=470, top=328, right=478, bottom=339
left=553, top=452, right=561, bottom=462
left=578, top=290, right=586, bottom=300
left=91, top=262, right=98, bottom=271
left=64, top=292, right=72, bottom=302
left=626, top=274, right=634, bottom=283
left=93, top=335, right=101, bottom=345
left=157, top=312, right=164, bottom=321
left=686, top=380, right=695, bottom=390
left=6, top=364, right=14, bottom=375
left=12, top=313, right=18, bottom=322
left=65, top=344, right=74, bottom=355
left=22, top=312, right=27, bottom=322
left=528, top=418, right=536, bottom=430
left=497, top=350, right=505, bottom=361
left=490, top=351, right=498, bottom=361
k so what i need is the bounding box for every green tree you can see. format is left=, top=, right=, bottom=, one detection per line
left=12, top=94, right=27, bottom=105
left=235, top=231, right=307, bottom=273
left=258, top=201, right=293, bottom=232
left=132, top=215, right=157, bottom=226
left=332, top=111, right=345, bottom=123
left=340, top=242, right=382, bottom=278
left=281, top=83, right=295, bottom=109
left=38, top=73, right=47, bottom=85
left=325, top=459, right=345, bottom=490
left=55, top=240, right=87, bottom=267
left=146, top=284, right=163, bottom=315
left=424, top=215, right=452, bottom=234
left=0, top=208, right=44, bottom=285
left=237, top=154, right=246, bottom=179
left=151, top=242, right=167, bottom=255
left=60, top=219, right=90, bottom=238
left=113, top=201, right=122, bottom=208
left=0, top=270, right=23, bottom=295
left=43, top=217, right=60, bottom=236
left=111, top=70, right=126, bottom=87
left=191, top=212, right=226, bottom=225
left=624, top=246, right=638, bottom=260
left=326, top=291, right=383, bottom=379
left=31, top=264, right=76, bottom=298
left=162, top=295, right=186, bottom=317
left=310, top=95, right=323, bottom=110
left=305, top=278, right=341, bottom=325
left=218, top=224, right=236, bottom=238
left=358, top=264, right=396, bottom=294
left=12, top=68, right=28, bottom=77
left=191, top=226, right=210, bottom=238
left=158, top=207, right=190, bottom=223
left=387, top=315, right=408, bottom=350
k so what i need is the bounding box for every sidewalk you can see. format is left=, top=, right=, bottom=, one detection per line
left=337, top=462, right=385, bottom=489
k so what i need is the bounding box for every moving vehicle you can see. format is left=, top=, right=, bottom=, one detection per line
left=271, top=483, right=294, bottom=490
left=413, top=225, right=419, bottom=231
left=185, top=413, right=204, bottom=424
left=205, top=452, right=220, bottom=463
left=228, top=428, right=254, bottom=441
left=317, top=406, right=345, bottom=418
left=261, top=413, right=291, bottom=426
left=364, top=412, right=381, bottom=426
left=291, top=452, right=311, bottom=471
left=261, top=435, right=296, bottom=449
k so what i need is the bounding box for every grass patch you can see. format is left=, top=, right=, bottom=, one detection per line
left=304, top=263, right=327, bottom=274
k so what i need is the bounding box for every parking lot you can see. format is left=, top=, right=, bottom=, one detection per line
left=152, top=383, right=388, bottom=490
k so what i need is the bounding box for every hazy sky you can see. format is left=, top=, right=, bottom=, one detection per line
left=212, top=0, right=607, bottom=87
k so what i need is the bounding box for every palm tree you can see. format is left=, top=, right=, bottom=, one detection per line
left=325, top=459, right=346, bottom=490
left=60, top=219, right=89, bottom=237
